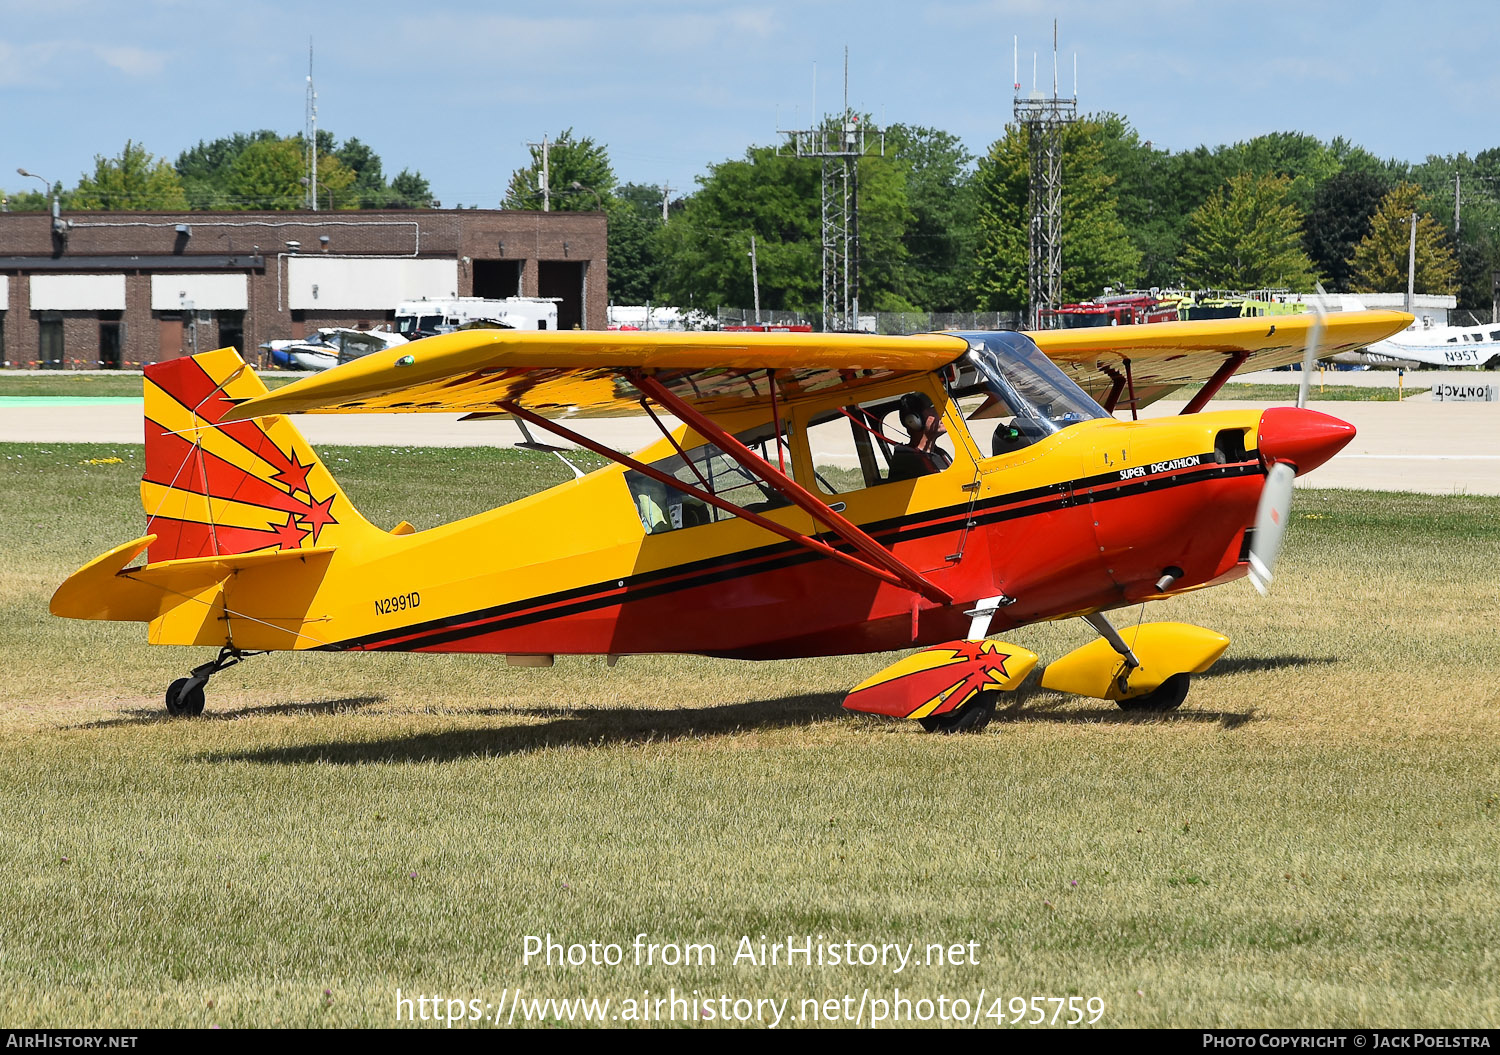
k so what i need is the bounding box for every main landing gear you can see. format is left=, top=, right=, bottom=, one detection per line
left=918, top=691, right=999, bottom=734
left=164, top=646, right=258, bottom=717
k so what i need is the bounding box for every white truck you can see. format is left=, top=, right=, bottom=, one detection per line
left=394, top=297, right=559, bottom=339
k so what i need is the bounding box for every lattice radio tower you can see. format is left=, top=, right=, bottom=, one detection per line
left=779, top=50, right=884, bottom=332
left=1013, top=22, right=1076, bottom=328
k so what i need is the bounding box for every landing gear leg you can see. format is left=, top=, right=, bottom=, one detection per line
left=1080, top=612, right=1193, bottom=712
left=1081, top=612, right=1142, bottom=696
left=164, top=646, right=259, bottom=717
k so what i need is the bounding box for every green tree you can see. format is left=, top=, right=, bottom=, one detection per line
left=1, top=187, right=54, bottom=212
left=607, top=183, right=669, bottom=304
left=389, top=169, right=434, bottom=209
left=504, top=129, right=616, bottom=211
left=885, top=124, right=977, bottom=311
left=177, top=131, right=428, bottom=210
left=1089, top=115, right=1180, bottom=288
left=970, top=119, right=1142, bottom=311
left=221, top=137, right=356, bottom=210
left=1348, top=183, right=1459, bottom=296
left=655, top=127, right=912, bottom=318
left=1302, top=169, right=1392, bottom=291
left=1405, top=151, right=1500, bottom=309
left=335, top=137, right=390, bottom=208
left=1178, top=173, right=1317, bottom=290
left=176, top=131, right=280, bottom=208
left=70, top=141, right=188, bottom=211
left=656, top=145, right=820, bottom=313
left=1218, top=132, right=1342, bottom=215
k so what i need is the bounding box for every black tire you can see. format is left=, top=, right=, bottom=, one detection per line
left=918, top=692, right=998, bottom=734
left=1117, top=672, right=1191, bottom=712
left=165, top=677, right=206, bottom=717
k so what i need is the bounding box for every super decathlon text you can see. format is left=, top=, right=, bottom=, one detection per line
left=522, top=934, right=981, bottom=974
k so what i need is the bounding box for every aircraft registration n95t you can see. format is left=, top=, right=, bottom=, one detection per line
left=52, top=311, right=1409, bottom=730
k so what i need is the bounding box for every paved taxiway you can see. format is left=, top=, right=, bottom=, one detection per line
left=2, top=370, right=1495, bottom=495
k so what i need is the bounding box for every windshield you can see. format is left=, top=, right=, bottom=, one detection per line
left=396, top=315, right=443, bottom=338
left=950, top=330, right=1108, bottom=447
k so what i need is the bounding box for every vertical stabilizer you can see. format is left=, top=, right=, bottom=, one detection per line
left=141, top=348, right=375, bottom=564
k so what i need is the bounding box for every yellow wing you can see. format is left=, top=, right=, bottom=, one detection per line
left=225, top=329, right=970, bottom=422
left=224, top=311, right=1412, bottom=425
left=1031, top=310, right=1412, bottom=410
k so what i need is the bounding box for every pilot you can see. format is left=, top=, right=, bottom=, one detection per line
left=888, top=392, right=952, bottom=481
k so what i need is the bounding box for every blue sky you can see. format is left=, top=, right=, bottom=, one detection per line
left=3, top=0, right=1496, bottom=207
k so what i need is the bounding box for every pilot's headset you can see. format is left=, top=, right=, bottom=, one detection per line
left=898, top=393, right=935, bottom=437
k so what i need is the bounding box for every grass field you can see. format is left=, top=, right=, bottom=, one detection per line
left=2, top=442, right=1497, bottom=1028
left=1177, top=382, right=1428, bottom=401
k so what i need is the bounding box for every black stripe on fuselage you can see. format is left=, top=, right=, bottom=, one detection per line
left=326, top=453, right=1260, bottom=652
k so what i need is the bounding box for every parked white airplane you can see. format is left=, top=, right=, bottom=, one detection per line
left=260, top=327, right=408, bottom=372
left=1327, top=297, right=1500, bottom=369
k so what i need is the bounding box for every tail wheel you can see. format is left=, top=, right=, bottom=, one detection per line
left=1116, top=673, right=1191, bottom=712
left=165, top=677, right=206, bottom=717
left=918, top=692, right=998, bottom=734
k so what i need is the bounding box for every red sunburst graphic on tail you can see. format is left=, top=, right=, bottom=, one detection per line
left=141, top=351, right=344, bottom=563
left=843, top=639, right=1038, bottom=719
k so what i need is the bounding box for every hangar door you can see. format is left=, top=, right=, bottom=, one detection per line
left=538, top=261, right=585, bottom=331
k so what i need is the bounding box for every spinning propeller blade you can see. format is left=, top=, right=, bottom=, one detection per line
left=1258, top=284, right=1333, bottom=594
left=1296, top=283, right=1329, bottom=409
left=1247, top=461, right=1295, bottom=595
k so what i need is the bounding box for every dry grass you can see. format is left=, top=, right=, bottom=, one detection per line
left=1, top=443, right=1497, bottom=1028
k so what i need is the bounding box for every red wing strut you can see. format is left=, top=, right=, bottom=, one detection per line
left=498, top=401, right=927, bottom=595
left=630, top=373, right=953, bottom=605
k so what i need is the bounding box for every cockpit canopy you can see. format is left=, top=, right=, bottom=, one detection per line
left=946, top=331, right=1110, bottom=456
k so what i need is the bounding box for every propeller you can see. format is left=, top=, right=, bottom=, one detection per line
left=1247, top=461, right=1295, bottom=594
left=1250, top=284, right=1329, bottom=594
left=1295, top=283, right=1329, bottom=409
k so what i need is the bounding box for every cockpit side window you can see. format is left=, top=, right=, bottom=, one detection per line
left=803, top=390, right=958, bottom=495
left=624, top=422, right=792, bottom=534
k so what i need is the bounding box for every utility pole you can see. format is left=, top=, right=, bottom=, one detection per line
left=777, top=48, right=884, bottom=332
left=661, top=183, right=674, bottom=222
left=1013, top=21, right=1077, bottom=328
left=748, top=233, right=761, bottom=324
left=1455, top=172, right=1461, bottom=235
left=1406, top=212, right=1418, bottom=313
left=527, top=136, right=551, bottom=211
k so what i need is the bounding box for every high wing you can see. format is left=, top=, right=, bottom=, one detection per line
left=1031, top=310, right=1412, bottom=412
left=227, top=330, right=970, bottom=422
left=228, top=312, right=1411, bottom=425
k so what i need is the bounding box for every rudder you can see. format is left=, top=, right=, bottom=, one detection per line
left=142, top=348, right=375, bottom=564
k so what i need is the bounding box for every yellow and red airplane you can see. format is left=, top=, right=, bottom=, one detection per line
left=51, top=310, right=1408, bottom=730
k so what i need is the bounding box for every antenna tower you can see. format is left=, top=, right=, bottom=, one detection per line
left=1013, top=21, right=1077, bottom=327
left=305, top=41, right=319, bottom=211
left=778, top=48, right=884, bottom=332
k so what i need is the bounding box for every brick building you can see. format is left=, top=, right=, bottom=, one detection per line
left=0, top=208, right=607, bottom=369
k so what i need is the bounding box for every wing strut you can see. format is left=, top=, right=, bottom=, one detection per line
left=1180, top=352, right=1250, bottom=415
left=630, top=373, right=953, bottom=605
left=498, top=400, right=940, bottom=598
